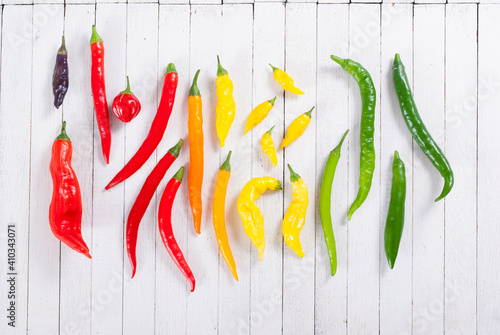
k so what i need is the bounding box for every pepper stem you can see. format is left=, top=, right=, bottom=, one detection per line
left=220, top=151, right=232, bottom=171
left=393, top=53, right=404, bottom=69
left=288, top=164, right=301, bottom=183
left=269, top=63, right=278, bottom=72
left=394, top=150, right=400, bottom=161
left=274, top=180, right=282, bottom=191
left=173, top=166, right=184, bottom=182
left=90, top=25, right=103, bottom=44
left=268, top=97, right=277, bottom=105
left=305, top=106, right=315, bottom=118
left=189, top=69, right=201, bottom=97
left=217, top=56, right=228, bottom=76
left=56, top=121, right=71, bottom=142
left=330, top=55, right=345, bottom=67
left=168, top=139, right=183, bottom=158
left=165, top=63, right=177, bottom=75
left=121, top=76, right=133, bottom=95
left=333, top=129, right=349, bottom=153
left=58, top=35, right=67, bottom=55
left=265, top=125, right=275, bottom=135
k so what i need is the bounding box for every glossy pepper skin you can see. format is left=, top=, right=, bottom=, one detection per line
left=283, top=165, right=308, bottom=257
left=90, top=25, right=111, bottom=164
left=216, top=56, right=236, bottom=147
left=188, top=70, right=204, bottom=234
left=392, top=54, right=453, bottom=201
left=52, top=35, right=68, bottom=109
left=126, top=140, right=182, bottom=278
left=319, top=130, right=349, bottom=276
left=244, top=97, right=276, bottom=135
left=331, top=55, right=376, bottom=221
left=212, top=152, right=238, bottom=281
left=112, top=76, right=141, bottom=123
left=269, top=64, right=304, bottom=95
left=106, top=64, right=178, bottom=190
left=237, top=177, right=282, bottom=260
left=261, top=126, right=278, bottom=167
left=384, top=151, right=406, bottom=269
left=49, top=121, right=91, bottom=259
left=281, top=107, right=313, bottom=148
left=158, top=167, right=196, bottom=292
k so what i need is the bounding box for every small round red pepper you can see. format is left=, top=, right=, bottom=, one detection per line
left=112, top=76, right=141, bottom=123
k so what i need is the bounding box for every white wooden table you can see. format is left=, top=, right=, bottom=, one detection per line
left=0, top=2, right=498, bottom=334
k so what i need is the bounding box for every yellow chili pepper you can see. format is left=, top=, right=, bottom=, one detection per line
left=261, top=126, right=278, bottom=167
left=269, top=64, right=304, bottom=95
left=244, top=97, right=276, bottom=135
left=212, top=151, right=238, bottom=281
left=237, top=176, right=282, bottom=261
left=216, top=56, right=236, bottom=147
left=281, top=107, right=314, bottom=148
left=283, top=165, right=308, bottom=257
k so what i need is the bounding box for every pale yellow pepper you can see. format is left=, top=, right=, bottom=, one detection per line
left=261, top=126, right=278, bottom=167
left=283, top=165, right=308, bottom=257
left=281, top=107, right=314, bottom=148
left=216, top=56, right=236, bottom=147
left=244, top=97, right=276, bottom=135
left=269, top=64, right=304, bottom=95
left=237, top=177, right=282, bottom=260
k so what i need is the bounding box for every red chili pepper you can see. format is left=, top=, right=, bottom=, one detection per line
left=112, top=76, right=141, bottom=123
left=127, top=139, right=183, bottom=278
left=49, top=121, right=91, bottom=259
left=105, top=63, right=178, bottom=190
left=90, top=25, right=111, bottom=164
left=158, top=167, right=196, bottom=292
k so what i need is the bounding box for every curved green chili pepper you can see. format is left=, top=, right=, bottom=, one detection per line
left=392, top=53, right=453, bottom=201
left=384, top=151, right=406, bottom=269
left=331, top=55, right=376, bottom=220
left=319, top=129, right=349, bottom=276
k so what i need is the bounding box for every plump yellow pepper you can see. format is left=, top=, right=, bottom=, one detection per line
left=283, top=165, right=308, bottom=257
left=244, top=97, right=276, bottom=135
left=237, top=177, right=282, bottom=260
left=261, top=126, right=278, bottom=167
left=281, top=107, right=314, bottom=148
left=269, top=64, right=304, bottom=95
left=216, top=56, right=236, bottom=147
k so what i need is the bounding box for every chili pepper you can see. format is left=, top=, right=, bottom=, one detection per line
left=158, top=167, right=196, bottom=292
left=269, top=64, right=304, bottom=95
left=237, top=177, right=282, bottom=261
left=49, top=121, right=91, bottom=259
left=244, top=97, right=276, bottom=135
left=112, top=76, right=141, bottom=123
left=188, top=70, right=204, bottom=234
left=384, top=151, right=406, bottom=269
left=90, top=25, right=111, bottom=164
left=261, top=126, right=278, bottom=167
left=106, top=63, right=178, bottom=190
left=319, top=130, right=349, bottom=276
left=392, top=53, right=453, bottom=201
left=281, top=107, right=313, bottom=148
left=331, top=55, right=376, bottom=220
left=126, top=140, right=183, bottom=278
left=283, top=165, right=308, bottom=257
left=52, top=35, right=68, bottom=109
left=212, top=151, right=238, bottom=281
left=216, top=56, right=236, bottom=147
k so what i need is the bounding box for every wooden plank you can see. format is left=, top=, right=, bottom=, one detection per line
left=191, top=0, right=221, bottom=6
left=412, top=5, right=445, bottom=335
left=66, top=0, right=94, bottom=5
left=250, top=3, right=285, bottom=335
left=282, top=3, right=316, bottom=335
left=59, top=5, right=94, bottom=335
left=155, top=5, right=190, bottom=335
left=379, top=4, right=413, bottom=335
left=0, top=5, right=31, bottom=335
left=91, top=4, right=126, bottom=335
left=27, top=5, right=63, bottom=335
left=315, top=4, right=349, bottom=335
left=346, top=4, right=381, bottom=334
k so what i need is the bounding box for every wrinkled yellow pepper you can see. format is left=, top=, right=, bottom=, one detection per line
left=244, top=97, right=276, bottom=135
left=237, top=177, right=282, bottom=260
left=283, top=165, right=308, bottom=257
left=216, top=56, right=236, bottom=147
left=261, top=126, right=278, bottom=167
left=269, top=64, right=304, bottom=95
left=281, top=107, right=314, bottom=148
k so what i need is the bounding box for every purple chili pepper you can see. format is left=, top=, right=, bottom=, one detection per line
left=52, top=35, right=68, bottom=109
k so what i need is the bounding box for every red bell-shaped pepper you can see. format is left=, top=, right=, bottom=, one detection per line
left=112, top=76, right=141, bottom=123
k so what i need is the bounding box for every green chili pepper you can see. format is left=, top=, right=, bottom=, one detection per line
left=392, top=53, right=453, bottom=201
left=331, top=55, right=376, bottom=220
left=384, top=151, right=406, bottom=269
left=319, top=129, right=349, bottom=276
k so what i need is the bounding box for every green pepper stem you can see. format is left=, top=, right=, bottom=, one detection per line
left=173, top=166, right=184, bottom=182
left=121, top=76, right=133, bottom=95
left=265, top=125, right=275, bottom=135
left=305, top=106, right=315, bottom=118
left=90, top=25, right=103, bottom=44
left=220, top=151, right=232, bottom=171
left=330, top=55, right=345, bottom=67
left=393, top=53, right=404, bottom=69
left=189, top=70, right=201, bottom=97
left=288, top=164, right=301, bottom=183
left=268, top=97, right=277, bottom=105
left=58, top=35, right=67, bottom=55
left=269, top=63, right=278, bottom=72
left=168, top=139, right=183, bottom=158
left=217, top=56, right=228, bottom=76
left=394, top=150, right=400, bottom=161
left=165, top=63, right=177, bottom=75
left=275, top=180, right=282, bottom=190
left=333, top=129, right=349, bottom=153
left=56, top=120, right=71, bottom=142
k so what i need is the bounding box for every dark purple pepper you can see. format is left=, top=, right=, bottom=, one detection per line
left=52, top=35, right=68, bottom=109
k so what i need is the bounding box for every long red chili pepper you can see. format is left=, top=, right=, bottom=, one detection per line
left=90, top=25, right=111, bottom=164
left=105, top=63, right=178, bottom=190
left=49, top=121, right=91, bottom=258
left=127, top=139, right=183, bottom=278
left=158, top=167, right=196, bottom=292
